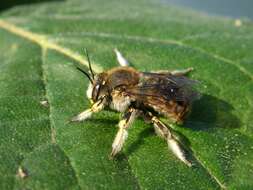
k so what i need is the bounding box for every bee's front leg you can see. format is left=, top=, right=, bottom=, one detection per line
left=70, top=98, right=106, bottom=122
left=110, top=108, right=138, bottom=158
left=143, top=112, right=192, bottom=167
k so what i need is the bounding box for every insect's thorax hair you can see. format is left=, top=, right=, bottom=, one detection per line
left=105, top=67, right=140, bottom=90
left=86, top=66, right=139, bottom=104
left=104, top=67, right=140, bottom=112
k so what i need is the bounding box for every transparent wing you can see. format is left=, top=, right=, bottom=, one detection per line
left=125, top=72, right=200, bottom=103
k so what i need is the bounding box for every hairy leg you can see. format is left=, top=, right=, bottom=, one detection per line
left=170, top=67, right=193, bottom=76
left=110, top=108, right=138, bottom=157
left=114, top=48, right=129, bottom=67
left=70, top=98, right=106, bottom=122
left=143, top=112, right=192, bottom=167
left=152, top=68, right=193, bottom=76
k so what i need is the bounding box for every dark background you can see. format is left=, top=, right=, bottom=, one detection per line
left=164, top=0, right=253, bottom=19
left=0, top=0, right=61, bottom=11
left=1, top=0, right=253, bottom=20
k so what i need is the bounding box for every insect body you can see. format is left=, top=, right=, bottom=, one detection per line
left=71, top=50, right=200, bottom=167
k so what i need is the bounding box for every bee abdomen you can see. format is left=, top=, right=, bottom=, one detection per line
left=173, top=103, right=190, bottom=123
left=148, top=101, right=189, bottom=123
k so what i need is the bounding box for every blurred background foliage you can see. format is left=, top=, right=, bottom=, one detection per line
left=164, top=0, right=253, bottom=19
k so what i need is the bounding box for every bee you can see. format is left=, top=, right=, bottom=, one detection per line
left=71, top=49, right=200, bottom=167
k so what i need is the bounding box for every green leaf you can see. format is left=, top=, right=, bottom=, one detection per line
left=0, top=0, right=252, bottom=189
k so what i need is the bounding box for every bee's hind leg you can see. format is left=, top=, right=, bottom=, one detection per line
left=110, top=108, right=139, bottom=158
left=170, top=67, right=194, bottom=76
left=153, top=68, right=193, bottom=76
left=143, top=112, right=192, bottom=167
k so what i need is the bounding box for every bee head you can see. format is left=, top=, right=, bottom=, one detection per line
left=88, top=73, right=109, bottom=102
left=80, top=70, right=109, bottom=103
left=77, top=49, right=109, bottom=103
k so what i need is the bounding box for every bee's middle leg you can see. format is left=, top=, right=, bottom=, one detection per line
left=143, top=112, right=192, bottom=167
left=110, top=108, right=138, bottom=158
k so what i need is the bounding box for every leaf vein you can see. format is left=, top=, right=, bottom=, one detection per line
left=40, top=46, right=82, bottom=190
left=0, top=19, right=102, bottom=73
left=194, top=154, right=227, bottom=189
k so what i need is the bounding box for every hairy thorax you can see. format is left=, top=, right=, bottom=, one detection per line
left=110, top=90, right=131, bottom=112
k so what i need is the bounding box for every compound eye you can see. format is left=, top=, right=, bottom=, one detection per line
left=92, top=84, right=101, bottom=101
left=95, top=84, right=100, bottom=91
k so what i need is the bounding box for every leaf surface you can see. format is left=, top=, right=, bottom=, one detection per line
left=0, top=0, right=253, bottom=189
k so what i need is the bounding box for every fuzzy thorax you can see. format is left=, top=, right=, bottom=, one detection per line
left=110, top=91, right=131, bottom=112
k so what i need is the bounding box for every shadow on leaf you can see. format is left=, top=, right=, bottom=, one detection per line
left=125, top=127, right=154, bottom=156
left=184, top=94, right=241, bottom=131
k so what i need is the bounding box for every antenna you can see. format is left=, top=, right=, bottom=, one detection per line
left=85, top=49, right=95, bottom=80
left=76, top=67, right=94, bottom=84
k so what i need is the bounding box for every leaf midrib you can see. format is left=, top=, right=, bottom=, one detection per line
left=0, top=18, right=229, bottom=189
